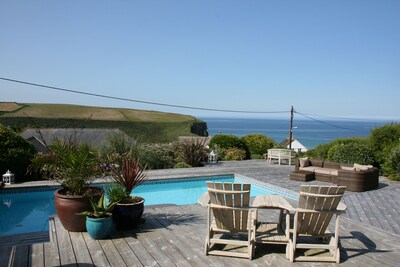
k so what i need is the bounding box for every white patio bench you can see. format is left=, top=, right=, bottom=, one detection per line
left=267, top=149, right=296, bottom=165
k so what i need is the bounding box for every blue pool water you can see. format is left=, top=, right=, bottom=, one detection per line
left=0, top=175, right=295, bottom=236
left=134, top=175, right=282, bottom=205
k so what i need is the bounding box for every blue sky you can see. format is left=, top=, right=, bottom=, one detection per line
left=1, top=1, right=399, bottom=120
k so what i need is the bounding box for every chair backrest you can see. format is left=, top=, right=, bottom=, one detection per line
left=297, top=185, right=346, bottom=236
left=206, top=182, right=251, bottom=232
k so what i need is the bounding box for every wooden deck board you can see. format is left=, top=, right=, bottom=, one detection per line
left=149, top=205, right=242, bottom=267
left=82, top=231, right=109, bottom=266
left=372, top=191, right=400, bottom=234
left=43, top=219, right=60, bottom=267
left=121, top=230, right=160, bottom=267
left=140, top=219, right=190, bottom=267
left=111, top=231, right=143, bottom=267
left=134, top=224, right=176, bottom=267
left=0, top=246, right=13, bottom=267
left=68, top=232, right=93, bottom=266
left=29, top=243, right=44, bottom=267
left=365, top=191, right=397, bottom=233
left=54, top=217, right=77, bottom=266
left=145, top=210, right=222, bottom=267
left=11, top=245, right=29, bottom=267
left=357, top=191, right=385, bottom=230
left=98, top=238, right=127, bottom=267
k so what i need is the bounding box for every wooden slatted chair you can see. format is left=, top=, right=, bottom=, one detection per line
left=288, top=185, right=347, bottom=263
left=205, top=182, right=257, bottom=259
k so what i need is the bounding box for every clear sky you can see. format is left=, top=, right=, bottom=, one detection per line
left=1, top=1, right=399, bottom=120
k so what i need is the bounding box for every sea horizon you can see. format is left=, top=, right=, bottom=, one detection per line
left=200, top=117, right=398, bottom=149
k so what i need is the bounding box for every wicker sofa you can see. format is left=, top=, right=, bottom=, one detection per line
left=294, top=158, right=379, bottom=192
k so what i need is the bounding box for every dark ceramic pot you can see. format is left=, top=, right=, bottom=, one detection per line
left=113, top=197, right=144, bottom=230
left=86, top=215, right=113, bottom=239
left=54, top=187, right=102, bottom=232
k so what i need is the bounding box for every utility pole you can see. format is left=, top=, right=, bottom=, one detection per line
left=289, top=106, right=294, bottom=149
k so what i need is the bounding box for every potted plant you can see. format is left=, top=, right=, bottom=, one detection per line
left=108, top=158, right=148, bottom=229
left=78, top=194, right=116, bottom=239
left=30, top=138, right=102, bottom=232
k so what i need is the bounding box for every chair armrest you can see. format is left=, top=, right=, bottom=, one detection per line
left=337, top=202, right=347, bottom=213
left=198, top=192, right=210, bottom=207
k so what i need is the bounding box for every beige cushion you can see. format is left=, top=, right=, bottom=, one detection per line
left=299, top=157, right=309, bottom=168
left=341, top=166, right=355, bottom=171
left=330, top=170, right=339, bottom=176
left=315, top=168, right=332, bottom=175
left=299, top=166, right=317, bottom=172
left=354, top=163, right=373, bottom=171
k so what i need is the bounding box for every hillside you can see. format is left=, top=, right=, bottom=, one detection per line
left=0, top=102, right=208, bottom=143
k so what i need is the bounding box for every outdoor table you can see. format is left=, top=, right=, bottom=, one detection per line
left=252, top=195, right=295, bottom=246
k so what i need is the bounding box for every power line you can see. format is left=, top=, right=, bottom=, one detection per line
left=0, top=77, right=289, bottom=114
left=296, top=111, right=362, bottom=121
left=294, top=110, right=357, bottom=131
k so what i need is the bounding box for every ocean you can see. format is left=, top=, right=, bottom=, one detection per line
left=200, top=117, right=396, bottom=149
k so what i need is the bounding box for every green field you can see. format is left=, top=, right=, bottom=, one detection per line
left=0, top=103, right=207, bottom=142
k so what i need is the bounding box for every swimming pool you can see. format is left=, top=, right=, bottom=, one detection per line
left=0, top=175, right=296, bottom=236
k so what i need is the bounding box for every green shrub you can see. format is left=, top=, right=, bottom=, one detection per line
left=306, top=143, right=330, bottom=159
left=242, top=134, right=276, bottom=157
left=142, top=143, right=176, bottom=169
left=306, top=137, right=369, bottom=160
left=209, top=134, right=249, bottom=158
left=174, top=162, right=192, bottom=168
left=101, top=132, right=148, bottom=163
left=209, top=134, right=244, bottom=149
left=0, top=124, right=35, bottom=182
left=384, top=144, right=400, bottom=181
left=326, top=143, right=374, bottom=165
left=250, top=154, right=263, bottom=159
left=102, top=133, right=177, bottom=170
left=224, top=148, right=246, bottom=161
left=369, top=123, right=400, bottom=167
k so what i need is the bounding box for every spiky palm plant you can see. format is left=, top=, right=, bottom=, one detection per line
left=30, top=138, right=100, bottom=195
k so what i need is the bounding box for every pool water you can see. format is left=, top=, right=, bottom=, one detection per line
left=0, top=175, right=294, bottom=236
left=136, top=176, right=278, bottom=205
left=0, top=189, right=56, bottom=236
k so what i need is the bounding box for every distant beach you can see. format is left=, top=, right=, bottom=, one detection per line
left=200, top=117, right=395, bottom=149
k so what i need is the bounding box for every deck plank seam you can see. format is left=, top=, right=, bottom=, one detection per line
left=356, top=192, right=386, bottom=231
left=367, top=191, right=398, bottom=233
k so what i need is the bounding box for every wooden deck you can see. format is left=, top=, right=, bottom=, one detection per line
left=2, top=160, right=400, bottom=266
left=2, top=204, right=400, bottom=267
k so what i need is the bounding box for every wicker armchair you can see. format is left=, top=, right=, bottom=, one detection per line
left=337, top=167, right=379, bottom=192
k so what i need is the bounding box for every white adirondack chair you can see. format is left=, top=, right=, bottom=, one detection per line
left=205, top=182, right=257, bottom=259
left=288, top=185, right=347, bottom=263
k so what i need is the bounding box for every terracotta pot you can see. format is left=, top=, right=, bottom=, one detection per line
left=54, top=187, right=102, bottom=232
left=113, top=197, right=145, bottom=230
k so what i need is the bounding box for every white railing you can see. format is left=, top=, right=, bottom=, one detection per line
left=267, top=149, right=296, bottom=165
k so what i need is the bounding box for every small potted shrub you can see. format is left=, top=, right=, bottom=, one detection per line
left=30, top=138, right=102, bottom=232
left=109, top=158, right=148, bottom=229
left=78, top=195, right=116, bottom=239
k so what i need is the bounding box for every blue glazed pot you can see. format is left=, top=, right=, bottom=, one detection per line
left=86, top=216, right=113, bottom=239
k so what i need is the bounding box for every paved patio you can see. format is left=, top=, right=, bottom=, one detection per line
left=2, top=160, right=400, bottom=266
